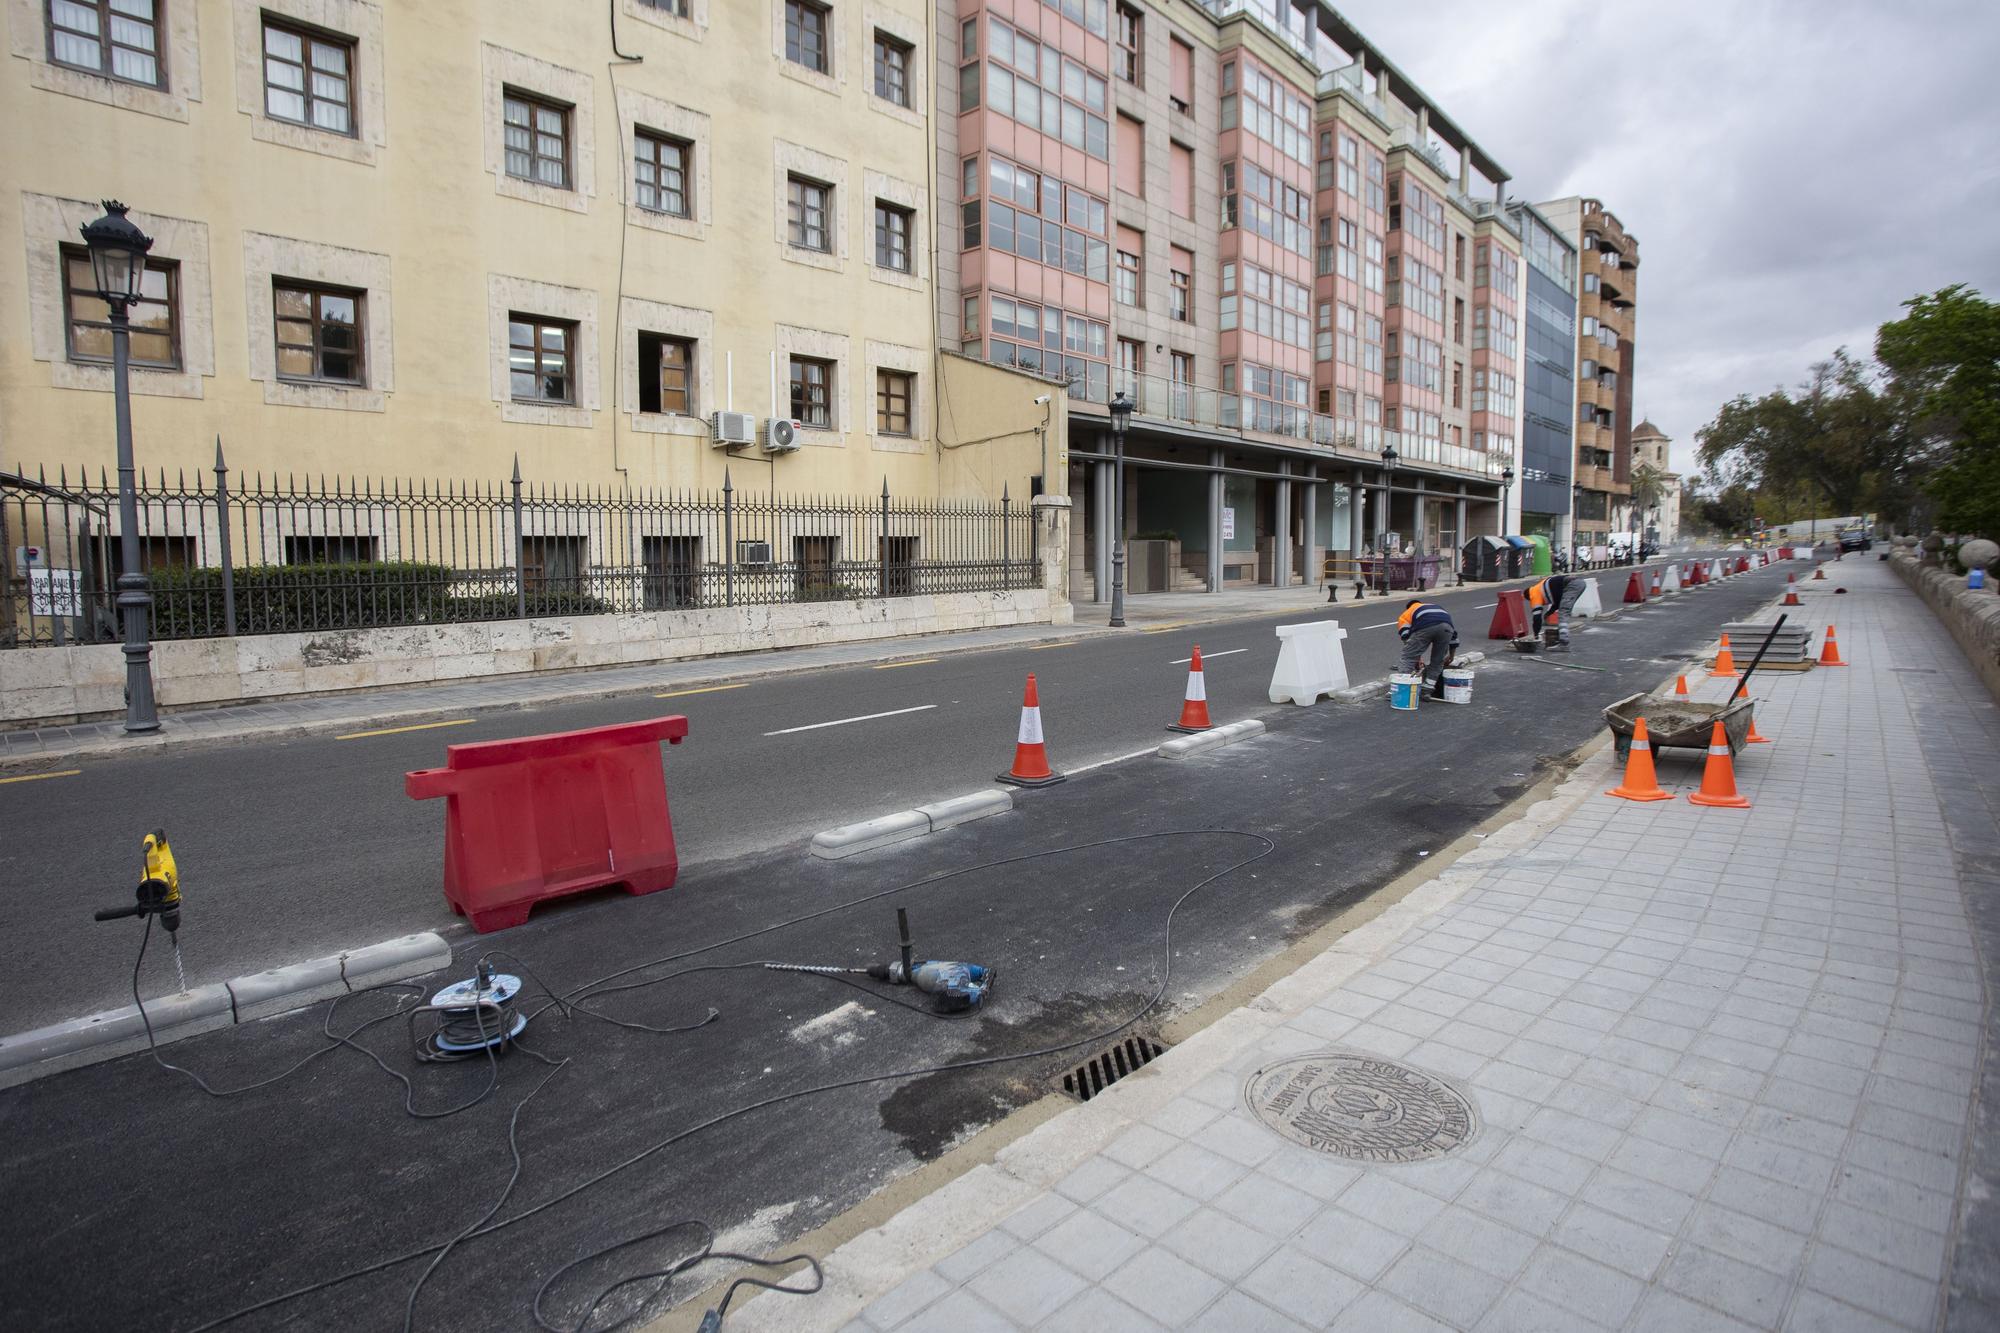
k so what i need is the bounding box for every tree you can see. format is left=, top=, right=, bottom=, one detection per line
left=1877, top=285, right=1999, bottom=535
left=1694, top=351, right=1907, bottom=521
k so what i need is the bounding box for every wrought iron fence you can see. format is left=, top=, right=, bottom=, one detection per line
left=0, top=453, right=1039, bottom=648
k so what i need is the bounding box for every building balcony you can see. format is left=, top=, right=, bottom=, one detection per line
left=1576, top=463, right=1627, bottom=494
left=1095, top=367, right=1507, bottom=483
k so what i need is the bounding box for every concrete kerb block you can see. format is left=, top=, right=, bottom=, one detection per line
left=913, top=788, right=1013, bottom=832
left=1156, top=718, right=1266, bottom=759
left=0, top=931, right=454, bottom=1086
left=226, top=931, right=453, bottom=1021
left=0, top=983, right=233, bottom=1077
left=810, top=809, right=930, bottom=860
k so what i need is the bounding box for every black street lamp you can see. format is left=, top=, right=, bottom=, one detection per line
left=1378, top=443, right=1399, bottom=594
left=1571, top=482, right=1585, bottom=569
left=1107, top=391, right=1133, bottom=628
left=1499, top=465, right=1515, bottom=535
left=81, top=200, right=159, bottom=733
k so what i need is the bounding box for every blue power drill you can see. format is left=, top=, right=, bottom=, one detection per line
left=765, top=908, right=994, bottom=1013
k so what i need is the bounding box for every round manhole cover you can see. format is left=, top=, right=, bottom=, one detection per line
left=1243, top=1052, right=1478, bottom=1163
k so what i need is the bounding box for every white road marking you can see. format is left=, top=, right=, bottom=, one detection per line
left=1474, top=602, right=1496, bottom=609
left=1065, top=746, right=1166, bottom=777
left=1169, top=648, right=1249, bottom=665
left=1360, top=621, right=1397, bottom=630
left=763, top=704, right=937, bottom=736
left=788, top=1000, right=871, bottom=1044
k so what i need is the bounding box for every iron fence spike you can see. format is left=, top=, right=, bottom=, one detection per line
left=214, top=435, right=227, bottom=472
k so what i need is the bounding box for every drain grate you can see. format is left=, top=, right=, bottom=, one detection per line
left=1062, top=1035, right=1167, bottom=1101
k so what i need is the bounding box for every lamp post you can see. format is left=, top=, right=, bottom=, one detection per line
left=1571, top=482, right=1584, bottom=570
left=1378, top=442, right=1399, bottom=594
left=1107, top=391, right=1133, bottom=628
left=1499, top=465, right=1515, bottom=536
left=81, top=201, right=159, bottom=733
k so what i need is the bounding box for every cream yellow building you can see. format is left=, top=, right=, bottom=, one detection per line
left=0, top=0, right=1055, bottom=499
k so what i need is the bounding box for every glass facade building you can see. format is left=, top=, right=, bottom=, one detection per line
left=1509, top=201, right=1576, bottom=540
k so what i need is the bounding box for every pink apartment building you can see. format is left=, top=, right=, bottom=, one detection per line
left=939, top=0, right=1526, bottom=600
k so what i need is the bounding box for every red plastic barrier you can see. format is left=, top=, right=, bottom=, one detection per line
left=1735, top=556, right=1750, bottom=573
left=1623, top=570, right=1646, bottom=604
left=1488, top=588, right=1530, bottom=639
left=405, top=716, right=688, bottom=932
left=1778, top=546, right=1793, bottom=559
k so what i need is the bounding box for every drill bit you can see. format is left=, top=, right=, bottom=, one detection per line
left=172, top=938, right=188, bottom=993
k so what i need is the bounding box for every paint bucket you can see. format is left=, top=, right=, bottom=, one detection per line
left=1440, top=668, right=1474, bottom=705
left=1389, top=673, right=1422, bottom=711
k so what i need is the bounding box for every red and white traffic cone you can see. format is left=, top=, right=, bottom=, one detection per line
left=997, top=673, right=1064, bottom=787
left=1782, top=575, right=1802, bottom=607
left=1168, top=646, right=1214, bottom=733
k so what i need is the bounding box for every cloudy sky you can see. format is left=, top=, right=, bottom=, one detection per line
left=1349, top=0, right=2000, bottom=476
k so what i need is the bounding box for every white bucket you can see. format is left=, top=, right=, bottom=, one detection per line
left=1389, top=672, right=1422, bottom=710
left=1440, top=668, right=1474, bottom=704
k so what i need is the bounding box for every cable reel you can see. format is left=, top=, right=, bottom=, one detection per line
left=414, top=964, right=528, bottom=1060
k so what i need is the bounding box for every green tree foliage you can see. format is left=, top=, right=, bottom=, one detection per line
left=1694, top=351, right=1908, bottom=521
left=1876, top=285, right=2000, bottom=535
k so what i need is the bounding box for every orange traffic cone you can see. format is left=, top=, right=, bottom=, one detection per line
left=998, top=673, right=1064, bottom=787
left=1168, top=646, right=1213, bottom=733
left=1607, top=718, right=1673, bottom=802
left=1673, top=674, right=1691, bottom=697
left=1732, top=682, right=1773, bottom=744
left=1782, top=575, right=1802, bottom=607
left=1709, top=634, right=1740, bottom=680
left=1688, top=720, right=1751, bottom=808
left=1812, top=565, right=1826, bottom=581
left=1649, top=573, right=1663, bottom=599
left=1817, top=625, right=1847, bottom=667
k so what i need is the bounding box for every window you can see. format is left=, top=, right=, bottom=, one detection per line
left=637, top=332, right=694, bottom=414
left=1115, top=338, right=1143, bottom=393
left=1168, top=37, right=1193, bottom=112
left=48, top=0, right=161, bottom=86
left=643, top=535, right=701, bottom=611
left=60, top=245, right=179, bottom=368
left=876, top=369, right=913, bottom=435
left=273, top=282, right=363, bottom=384
left=1115, top=248, right=1141, bottom=306
left=790, top=355, right=833, bottom=427
left=874, top=201, right=913, bottom=272
left=262, top=19, right=354, bottom=134
left=987, top=16, right=1112, bottom=159
left=508, top=315, right=576, bottom=403
left=788, top=175, right=831, bottom=252
left=873, top=30, right=911, bottom=106
left=1115, top=4, right=1141, bottom=85
left=633, top=130, right=690, bottom=216
left=503, top=90, right=571, bottom=188
left=1169, top=263, right=1190, bottom=322
left=785, top=0, right=829, bottom=74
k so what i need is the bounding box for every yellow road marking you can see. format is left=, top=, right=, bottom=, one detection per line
left=654, top=682, right=749, bottom=699
left=1028, top=640, right=1079, bottom=650
left=335, top=719, right=473, bottom=741
left=1141, top=621, right=1196, bottom=634
left=873, top=658, right=940, bottom=670
left=0, top=768, right=81, bottom=785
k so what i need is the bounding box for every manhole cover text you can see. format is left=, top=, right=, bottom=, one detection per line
left=1243, top=1052, right=1477, bottom=1163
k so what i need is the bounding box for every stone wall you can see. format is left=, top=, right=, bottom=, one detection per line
left=1890, top=549, right=2000, bottom=702
left=1, top=588, right=1062, bottom=726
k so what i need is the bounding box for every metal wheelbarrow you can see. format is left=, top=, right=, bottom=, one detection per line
left=1603, top=693, right=1753, bottom=759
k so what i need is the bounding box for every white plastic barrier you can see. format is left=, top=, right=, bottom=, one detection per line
left=1571, top=577, right=1604, bottom=619
left=1662, top=564, right=1682, bottom=593
left=1268, top=620, right=1351, bottom=706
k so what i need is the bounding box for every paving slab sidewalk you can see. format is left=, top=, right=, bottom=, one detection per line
left=729, top=557, right=1999, bottom=1333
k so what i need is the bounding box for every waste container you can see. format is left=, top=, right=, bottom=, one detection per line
left=1526, top=534, right=1552, bottom=576
left=1501, top=535, right=1532, bottom=579
left=1461, top=535, right=1506, bottom=582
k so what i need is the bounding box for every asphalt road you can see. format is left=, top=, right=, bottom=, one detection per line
left=0, top=560, right=1801, bottom=1332
left=0, top=556, right=1800, bottom=1320
left=4, top=555, right=1752, bottom=1033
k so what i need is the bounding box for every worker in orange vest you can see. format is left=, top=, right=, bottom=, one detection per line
left=1396, top=599, right=1458, bottom=700
left=1526, top=573, right=1583, bottom=650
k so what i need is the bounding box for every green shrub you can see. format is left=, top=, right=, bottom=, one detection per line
left=149, top=562, right=453, bottom=637
left=441, top=589, right=612, bottom=620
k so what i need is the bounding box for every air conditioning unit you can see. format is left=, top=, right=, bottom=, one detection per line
left=763, top=417, right=801, bottom=453
left=735, top=540, right=773, bottom=566
left=708, top=410, right=755, bottom=447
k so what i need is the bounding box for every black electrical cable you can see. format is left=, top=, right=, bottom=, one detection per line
left=403, top=1057, right=570, bottom=1333
left=187, top=829, right=1275, bottom=1331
